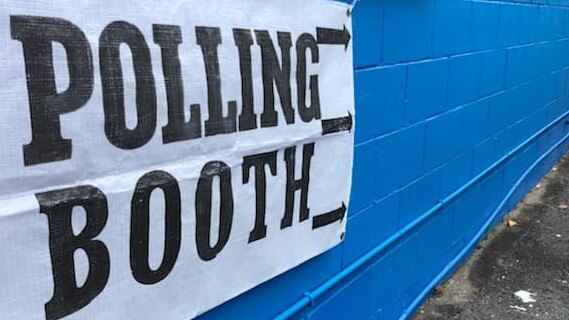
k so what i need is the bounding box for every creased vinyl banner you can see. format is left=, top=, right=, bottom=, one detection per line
left=0, top=0, right=354, bottom=319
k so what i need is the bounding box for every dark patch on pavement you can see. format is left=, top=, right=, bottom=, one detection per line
left=414, top=154, right=569, bottom=320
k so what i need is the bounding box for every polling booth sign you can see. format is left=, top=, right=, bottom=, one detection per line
left=0, top=0, right=354, bottom=319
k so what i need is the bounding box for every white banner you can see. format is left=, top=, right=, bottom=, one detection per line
left=0, top=0, right=354, bottom=319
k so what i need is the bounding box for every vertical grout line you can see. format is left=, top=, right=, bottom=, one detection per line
left=430, top=0, right=437, bottom=58
left=467, top=0, right=474, bottom=53
left=380, top=4, right=385, bottom=65
left=499, top=2, right=508, bottom=92
left=421, top=122, right=428, bottom=177
left=502, top=49, right=509, bottom=91
left=397, top=186, right=403, bottom=229
left=444, top=57, right=451, bottom=113
left=403, top=64, right=409, bottom=125
left=477, top=52, right=484, bottom=99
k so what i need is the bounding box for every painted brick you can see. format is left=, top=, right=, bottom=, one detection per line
left=509, top=82, right=533, bottom=123
left=354, top=65, right=406, bottom=142
left=424, top=109, right=467, bottom=170
left=369, top=236, right=418, bottom=319
left=554, top=69, right=569, bottom=99
left=439, top=150, right=473, bottom=197
left=415, top=207, right=455, bottom=279
left=505, top=44, right=540, bottom=87
left=518, top=4, right=539, bottom=44
left=342, top=192, right=399, bottom=267
left=498, top=3, right=526, bottom=46
left=382, top=0, right=435, bottom=63
left=472, top=137, right=501, bottom=175
left=351, top=143, right=379, bottom=213
left=450, top=184, right=482, bottom=241
left=307, top=269, right=372, bottom=320
left=471, top=1, right=501, bottom=50
left=460, top=98, right=491, bottom=147
left=547, top=95, right=569, bottom=122
left=486, top=91, right=512, bottom=136
left=537, top=6, right=557, bottom=41
left=448, top=53, right=481, bottom=107
left=351, top=125, right=425, bottom=211
left=405, top=59, right=449, bottom=123
left=399, top=170, right=442, bottom=228
left=432, top=0, right=472, bottom=56
left=479, top=50, right=507, bottom=97
left=371, top=124, right=425, bottom=199
left=352, top=0, right=383, bottom=68
left=504, top=144, right=539, bottom=193
left=533, top=73, right=558, bottom=110
left=478, top=171, right=505, bottom=217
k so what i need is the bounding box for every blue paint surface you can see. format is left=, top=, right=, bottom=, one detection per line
left=199, top=0, right=569, bottom=319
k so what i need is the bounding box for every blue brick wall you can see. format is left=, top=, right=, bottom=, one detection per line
left=199, top=1, right=569, bottom=319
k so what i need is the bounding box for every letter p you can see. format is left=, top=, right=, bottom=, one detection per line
left=11, top=16, right=93, bottom=166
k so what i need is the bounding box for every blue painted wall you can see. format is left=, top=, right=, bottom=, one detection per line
left=199, top=0, right=569, bottom=319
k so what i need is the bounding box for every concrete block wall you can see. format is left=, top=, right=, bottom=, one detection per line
left=198, top=1, right=569, bottom=319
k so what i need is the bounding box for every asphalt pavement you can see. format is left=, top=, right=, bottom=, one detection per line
left=414, top=154, right=569, bottom=320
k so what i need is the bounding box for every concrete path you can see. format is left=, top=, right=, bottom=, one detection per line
left=414, top=154, right=569, bottom=320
